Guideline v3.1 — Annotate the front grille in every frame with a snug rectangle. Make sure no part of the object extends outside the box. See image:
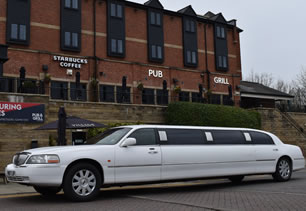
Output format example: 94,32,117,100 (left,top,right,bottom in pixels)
13,152,30,166
7,176,30,182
